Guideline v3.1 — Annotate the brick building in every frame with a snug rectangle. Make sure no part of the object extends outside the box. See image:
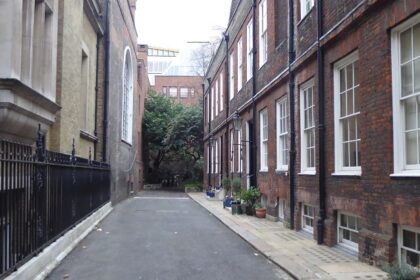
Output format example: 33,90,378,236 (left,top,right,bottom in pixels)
154,75,203,107
204,0,420,268
100,0,145,204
